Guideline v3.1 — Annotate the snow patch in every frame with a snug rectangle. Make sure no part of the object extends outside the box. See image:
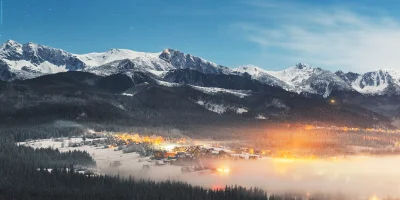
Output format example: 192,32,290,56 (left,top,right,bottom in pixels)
266,99,289,110
195,100,248,115
255,115,267,120
156,80,182,87
236,108,249,114
190,85,251,98
196,100,227,114
122,93,134,97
